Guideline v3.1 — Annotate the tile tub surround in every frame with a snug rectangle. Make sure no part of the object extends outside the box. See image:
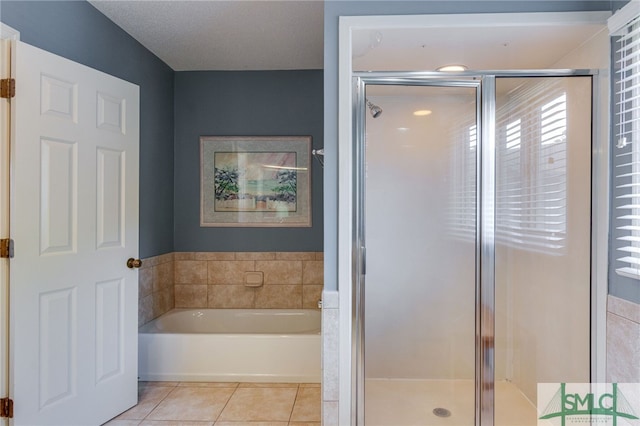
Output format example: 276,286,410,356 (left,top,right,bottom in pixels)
174,252,324,310
607,295,640,382
139,253,175,326
138,252,324,327
321,290,339,426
